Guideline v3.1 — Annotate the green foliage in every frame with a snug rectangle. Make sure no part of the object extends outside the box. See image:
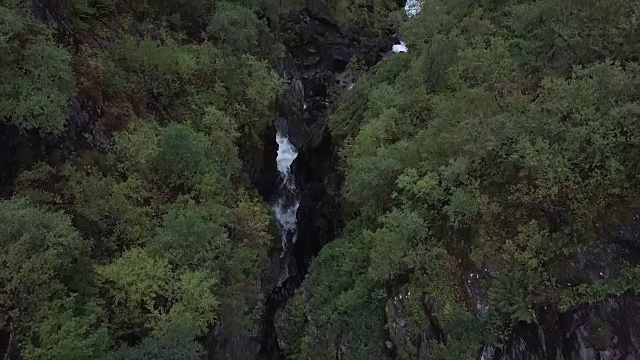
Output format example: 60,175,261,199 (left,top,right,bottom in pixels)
99,248,173,314
343,141,420,221
155,198,226,263
111,121,162,178
98,248,219,337
102,37,224,119
427,310,484,360
4,0,279,357
283,233,379,359
156,123,236,187
210,196,272,333
101,36,281,139
207,2,261,54
283,295,309,359
367,210,429,284
101,35,282,177
559,267,640,311
0,198,89,329
0,6,75,134
488,274,535,324
323,0,399,36
111,120,239,195
191,106,239,160
220,54,283,139
159,271,219,336
62,166,154,254
22,298,110,360
104,324,204,360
